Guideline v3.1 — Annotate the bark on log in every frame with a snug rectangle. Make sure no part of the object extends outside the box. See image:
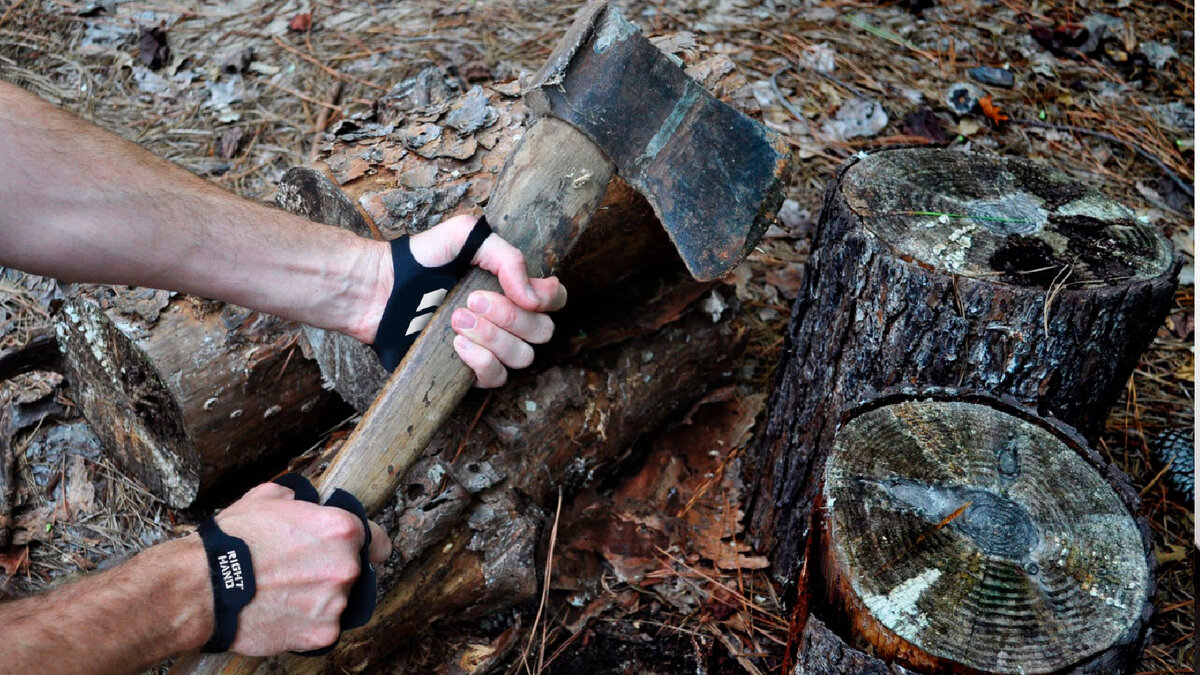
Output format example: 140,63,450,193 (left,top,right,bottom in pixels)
281,52,758,412
0,406,14,546
748,148,1178,587
794,615,913,675
53,288,347,507
273,302,746,673
809,394,1154,674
